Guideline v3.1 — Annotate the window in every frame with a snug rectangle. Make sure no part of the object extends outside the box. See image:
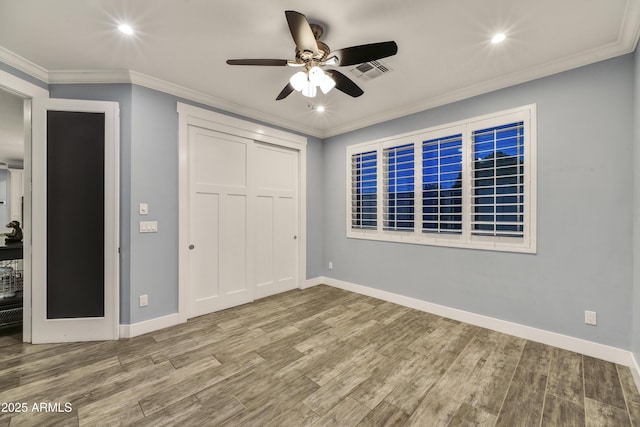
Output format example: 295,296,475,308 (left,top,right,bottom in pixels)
422,134,463,234
351,150,377,230
347,105,536,253
472,122,524,237
384,144,414,232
